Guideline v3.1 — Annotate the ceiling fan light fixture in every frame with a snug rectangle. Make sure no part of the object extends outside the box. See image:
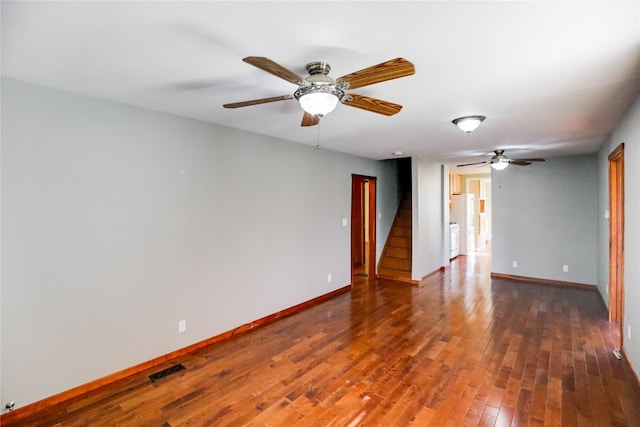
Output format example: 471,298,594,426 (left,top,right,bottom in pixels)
452,115,486,134
491,158,509,170
298,92,339,117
